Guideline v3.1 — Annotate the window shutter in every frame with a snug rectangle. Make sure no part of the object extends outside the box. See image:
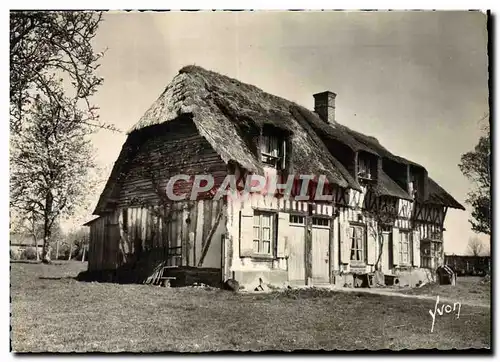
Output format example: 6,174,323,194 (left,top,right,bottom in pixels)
277,212,289,258
366,228,377,265
392,227,400,265
340,222,351,264
412,229,421,267
239,206,254,257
